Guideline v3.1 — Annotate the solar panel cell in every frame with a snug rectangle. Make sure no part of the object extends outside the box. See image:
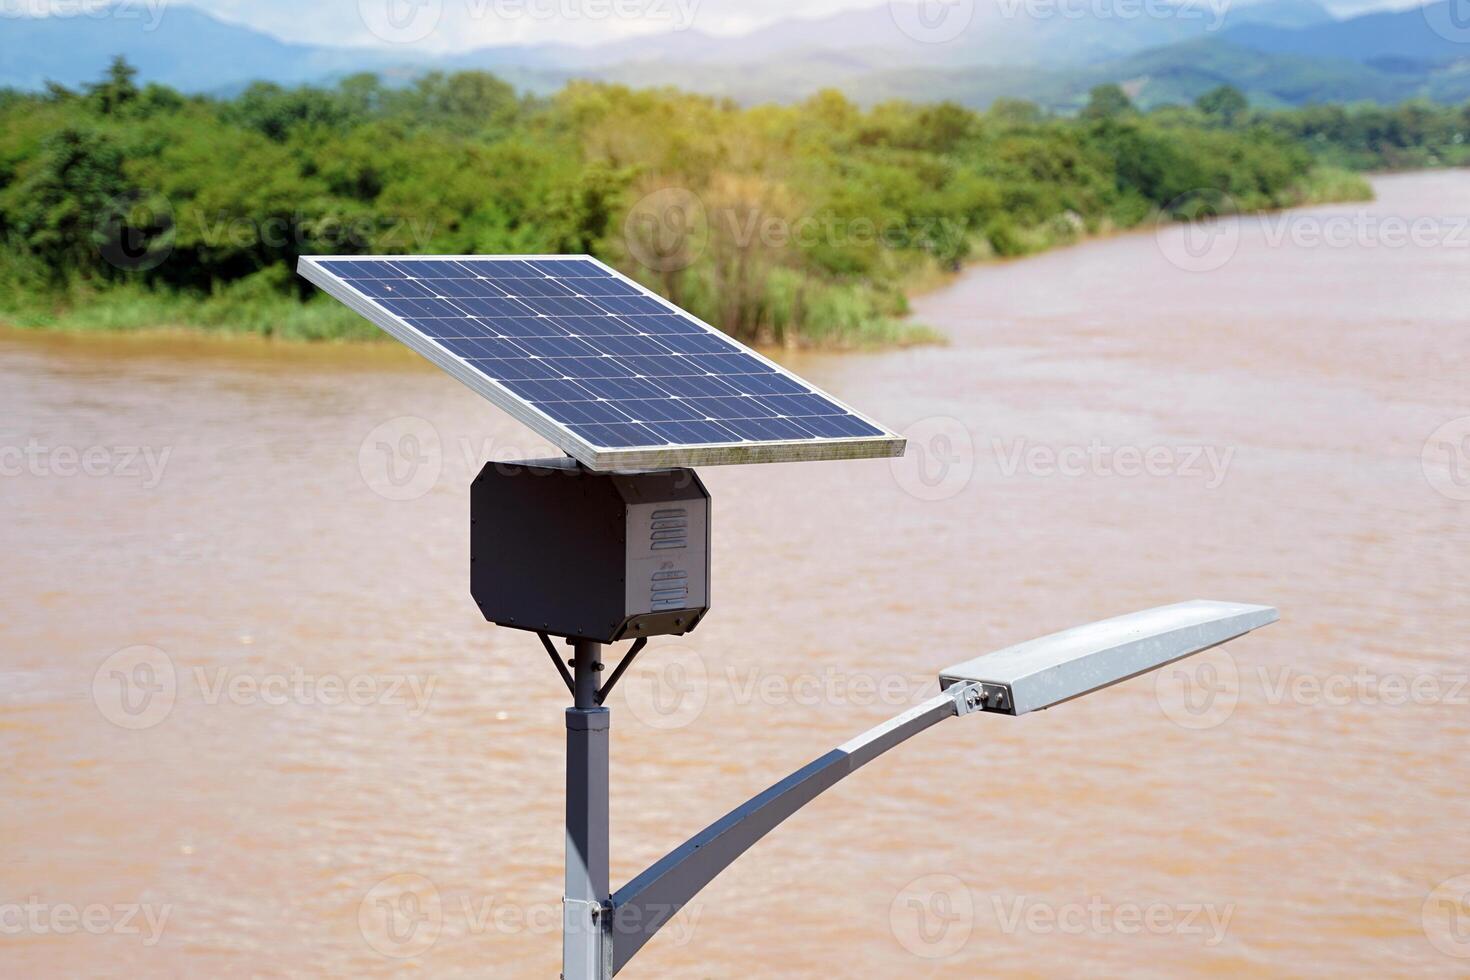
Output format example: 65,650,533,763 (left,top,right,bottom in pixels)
298,254,904,470
424,277,510,298
722,373,811,396
654,332,740,355
573,422,667,448
591,295,670,316
497,276,578,298
652,375,744,398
